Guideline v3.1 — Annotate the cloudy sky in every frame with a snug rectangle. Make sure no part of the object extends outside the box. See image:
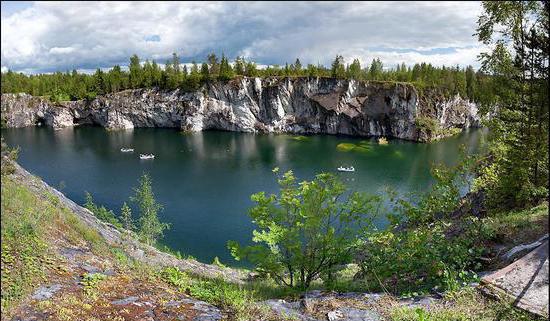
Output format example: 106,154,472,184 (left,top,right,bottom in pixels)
1,1,485,74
